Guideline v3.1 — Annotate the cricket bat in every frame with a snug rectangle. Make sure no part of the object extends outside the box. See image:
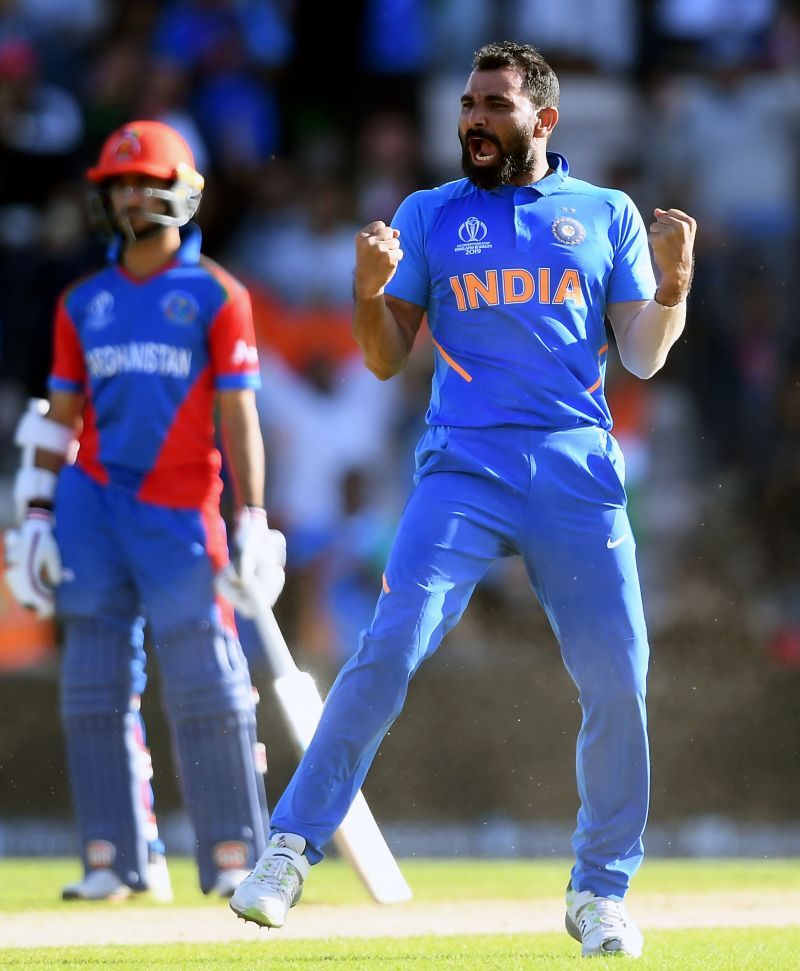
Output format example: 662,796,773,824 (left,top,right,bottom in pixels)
243,587,412,904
